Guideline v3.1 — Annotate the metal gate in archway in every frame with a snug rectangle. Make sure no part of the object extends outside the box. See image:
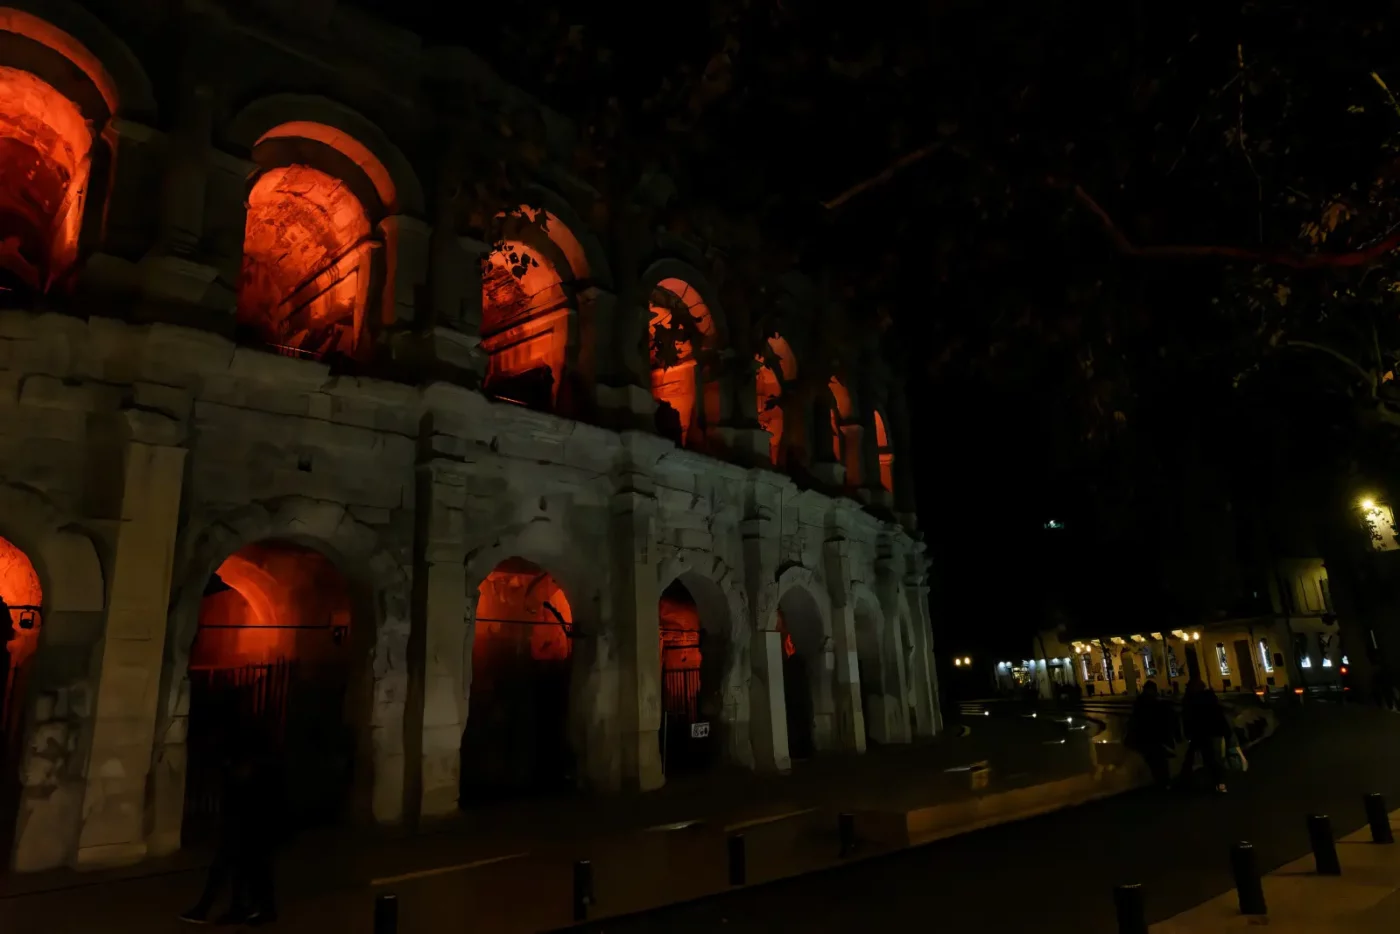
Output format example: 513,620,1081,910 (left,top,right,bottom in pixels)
659,627,713,774
182,658,352,847
460,614,577,800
